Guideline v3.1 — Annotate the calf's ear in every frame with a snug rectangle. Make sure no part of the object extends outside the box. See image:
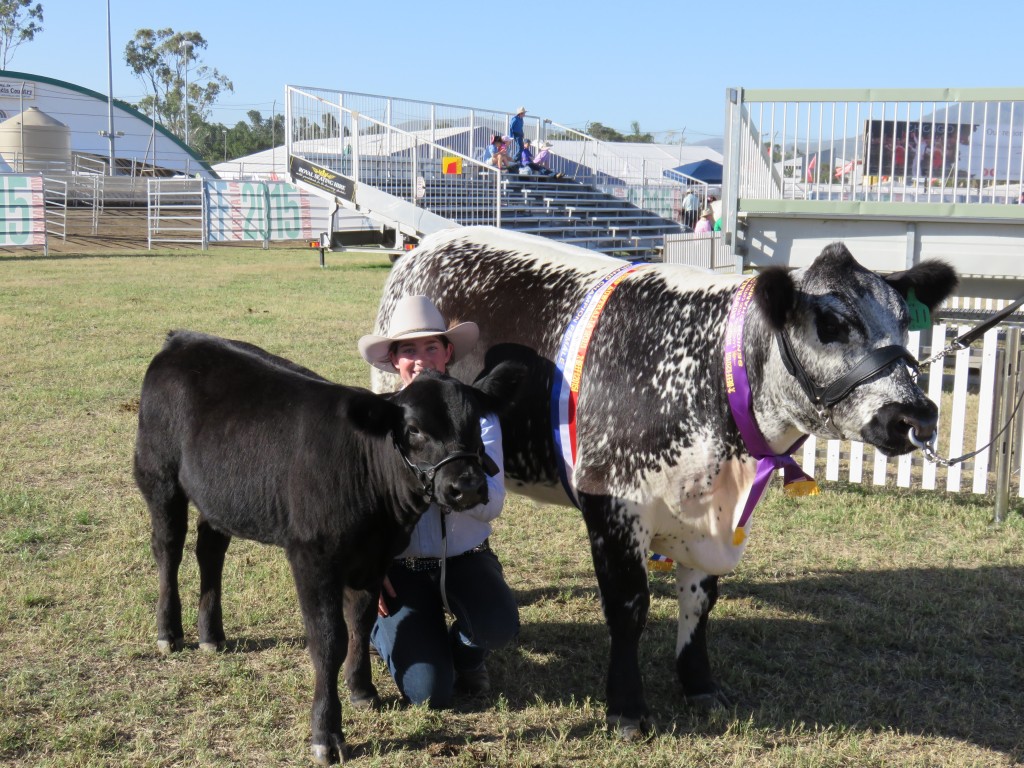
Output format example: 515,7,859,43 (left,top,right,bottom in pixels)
884,260,958,310
753,266,797,331
472,359,528,417
347,393,403,437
